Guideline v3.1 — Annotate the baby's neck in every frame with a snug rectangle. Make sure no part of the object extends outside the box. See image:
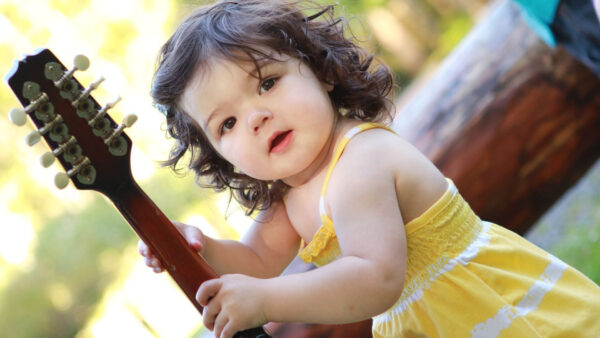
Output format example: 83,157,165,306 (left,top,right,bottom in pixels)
282,118,361,188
